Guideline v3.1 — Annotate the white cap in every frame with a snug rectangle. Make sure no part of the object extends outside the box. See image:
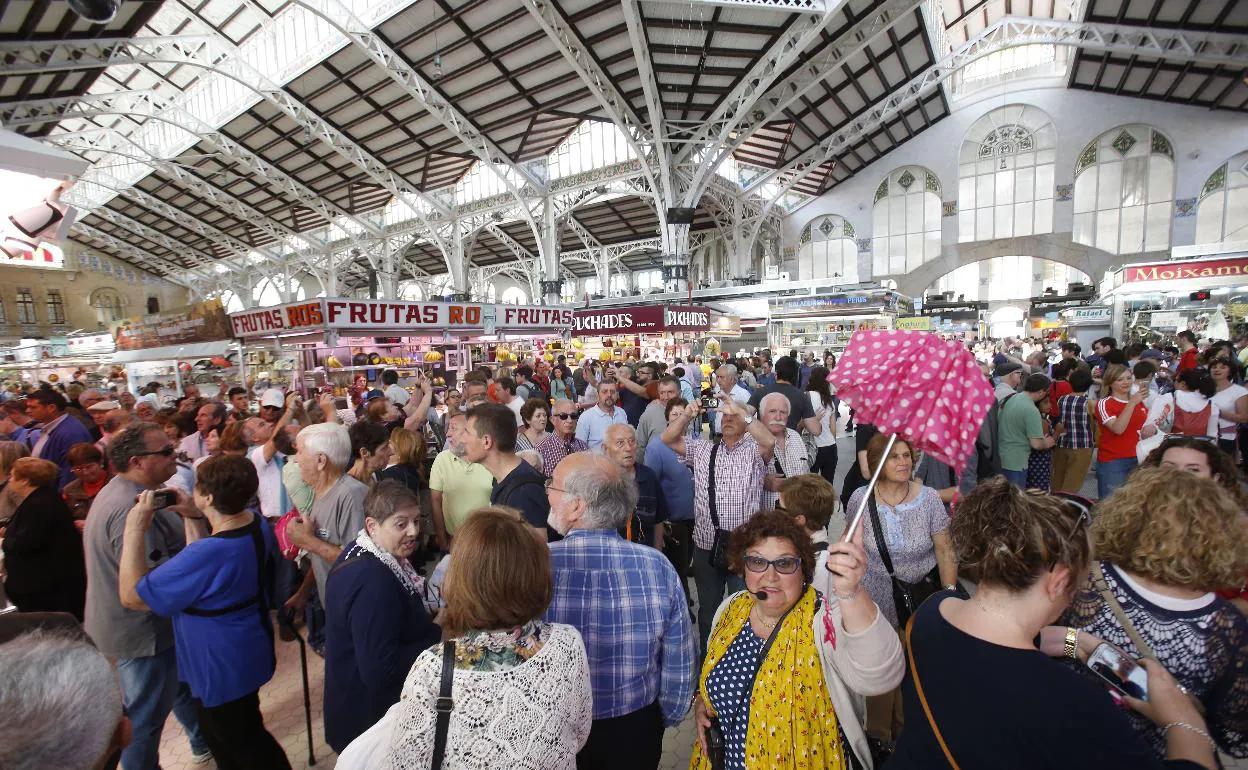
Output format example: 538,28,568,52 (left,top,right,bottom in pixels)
87,400,121,412
260,388,285,408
